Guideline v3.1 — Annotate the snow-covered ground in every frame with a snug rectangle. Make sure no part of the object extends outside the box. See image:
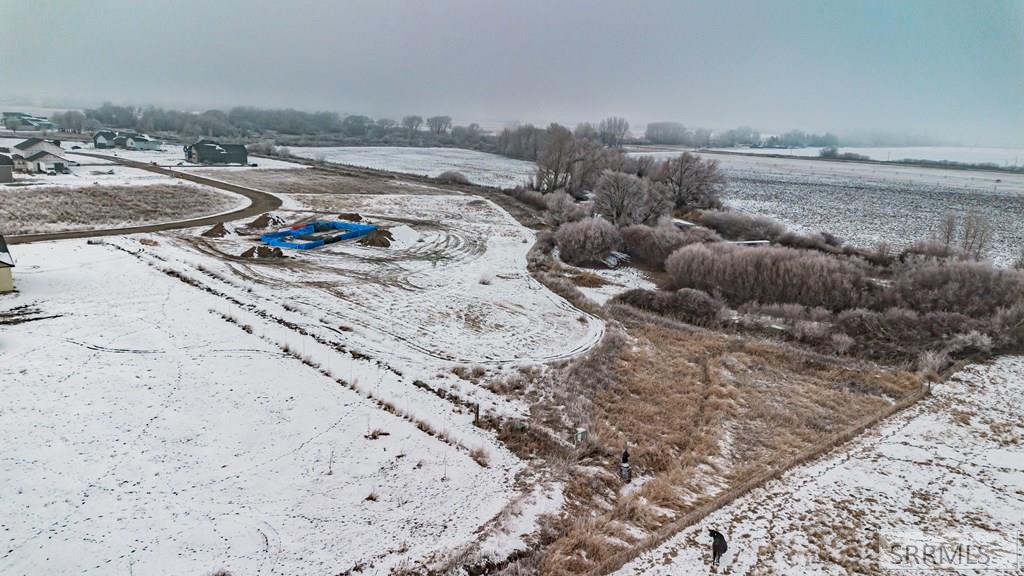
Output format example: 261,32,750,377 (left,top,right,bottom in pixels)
0,187,599,574
287,146,536,188
705,145,1024,167
617,355,1024,575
